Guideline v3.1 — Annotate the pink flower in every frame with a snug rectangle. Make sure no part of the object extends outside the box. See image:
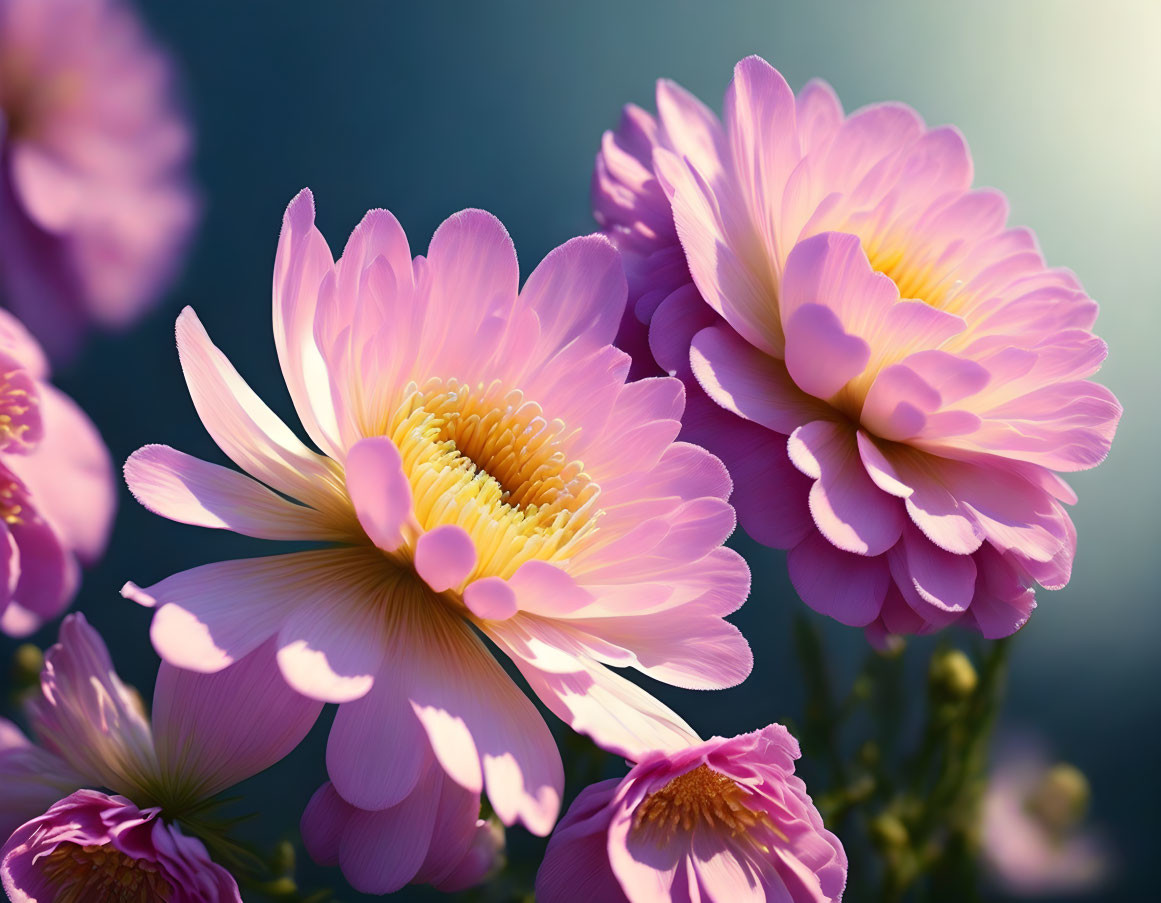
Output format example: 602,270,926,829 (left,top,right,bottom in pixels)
981,739,1111,897
123,190,751,847
1,790,241,903
301,774,505,894
536,723,846,903
0,309,115,636
0,0,196,358
0,613,321,851
594,55,1121,639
